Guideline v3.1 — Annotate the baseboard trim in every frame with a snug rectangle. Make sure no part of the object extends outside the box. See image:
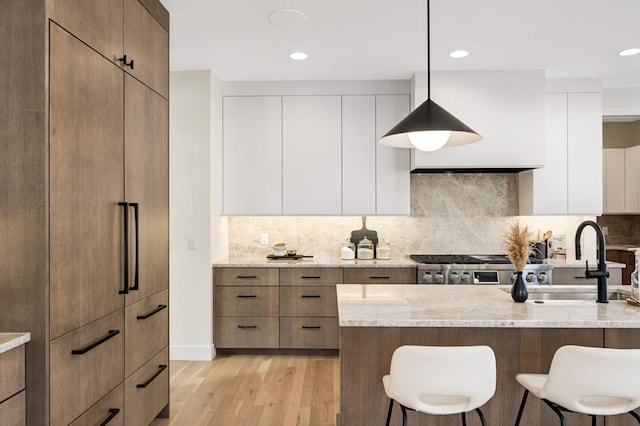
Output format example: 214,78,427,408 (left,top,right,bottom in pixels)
170,344,216,361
